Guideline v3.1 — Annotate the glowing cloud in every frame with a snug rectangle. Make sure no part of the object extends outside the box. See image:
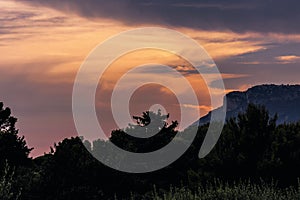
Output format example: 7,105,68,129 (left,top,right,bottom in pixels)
276,55,300,63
